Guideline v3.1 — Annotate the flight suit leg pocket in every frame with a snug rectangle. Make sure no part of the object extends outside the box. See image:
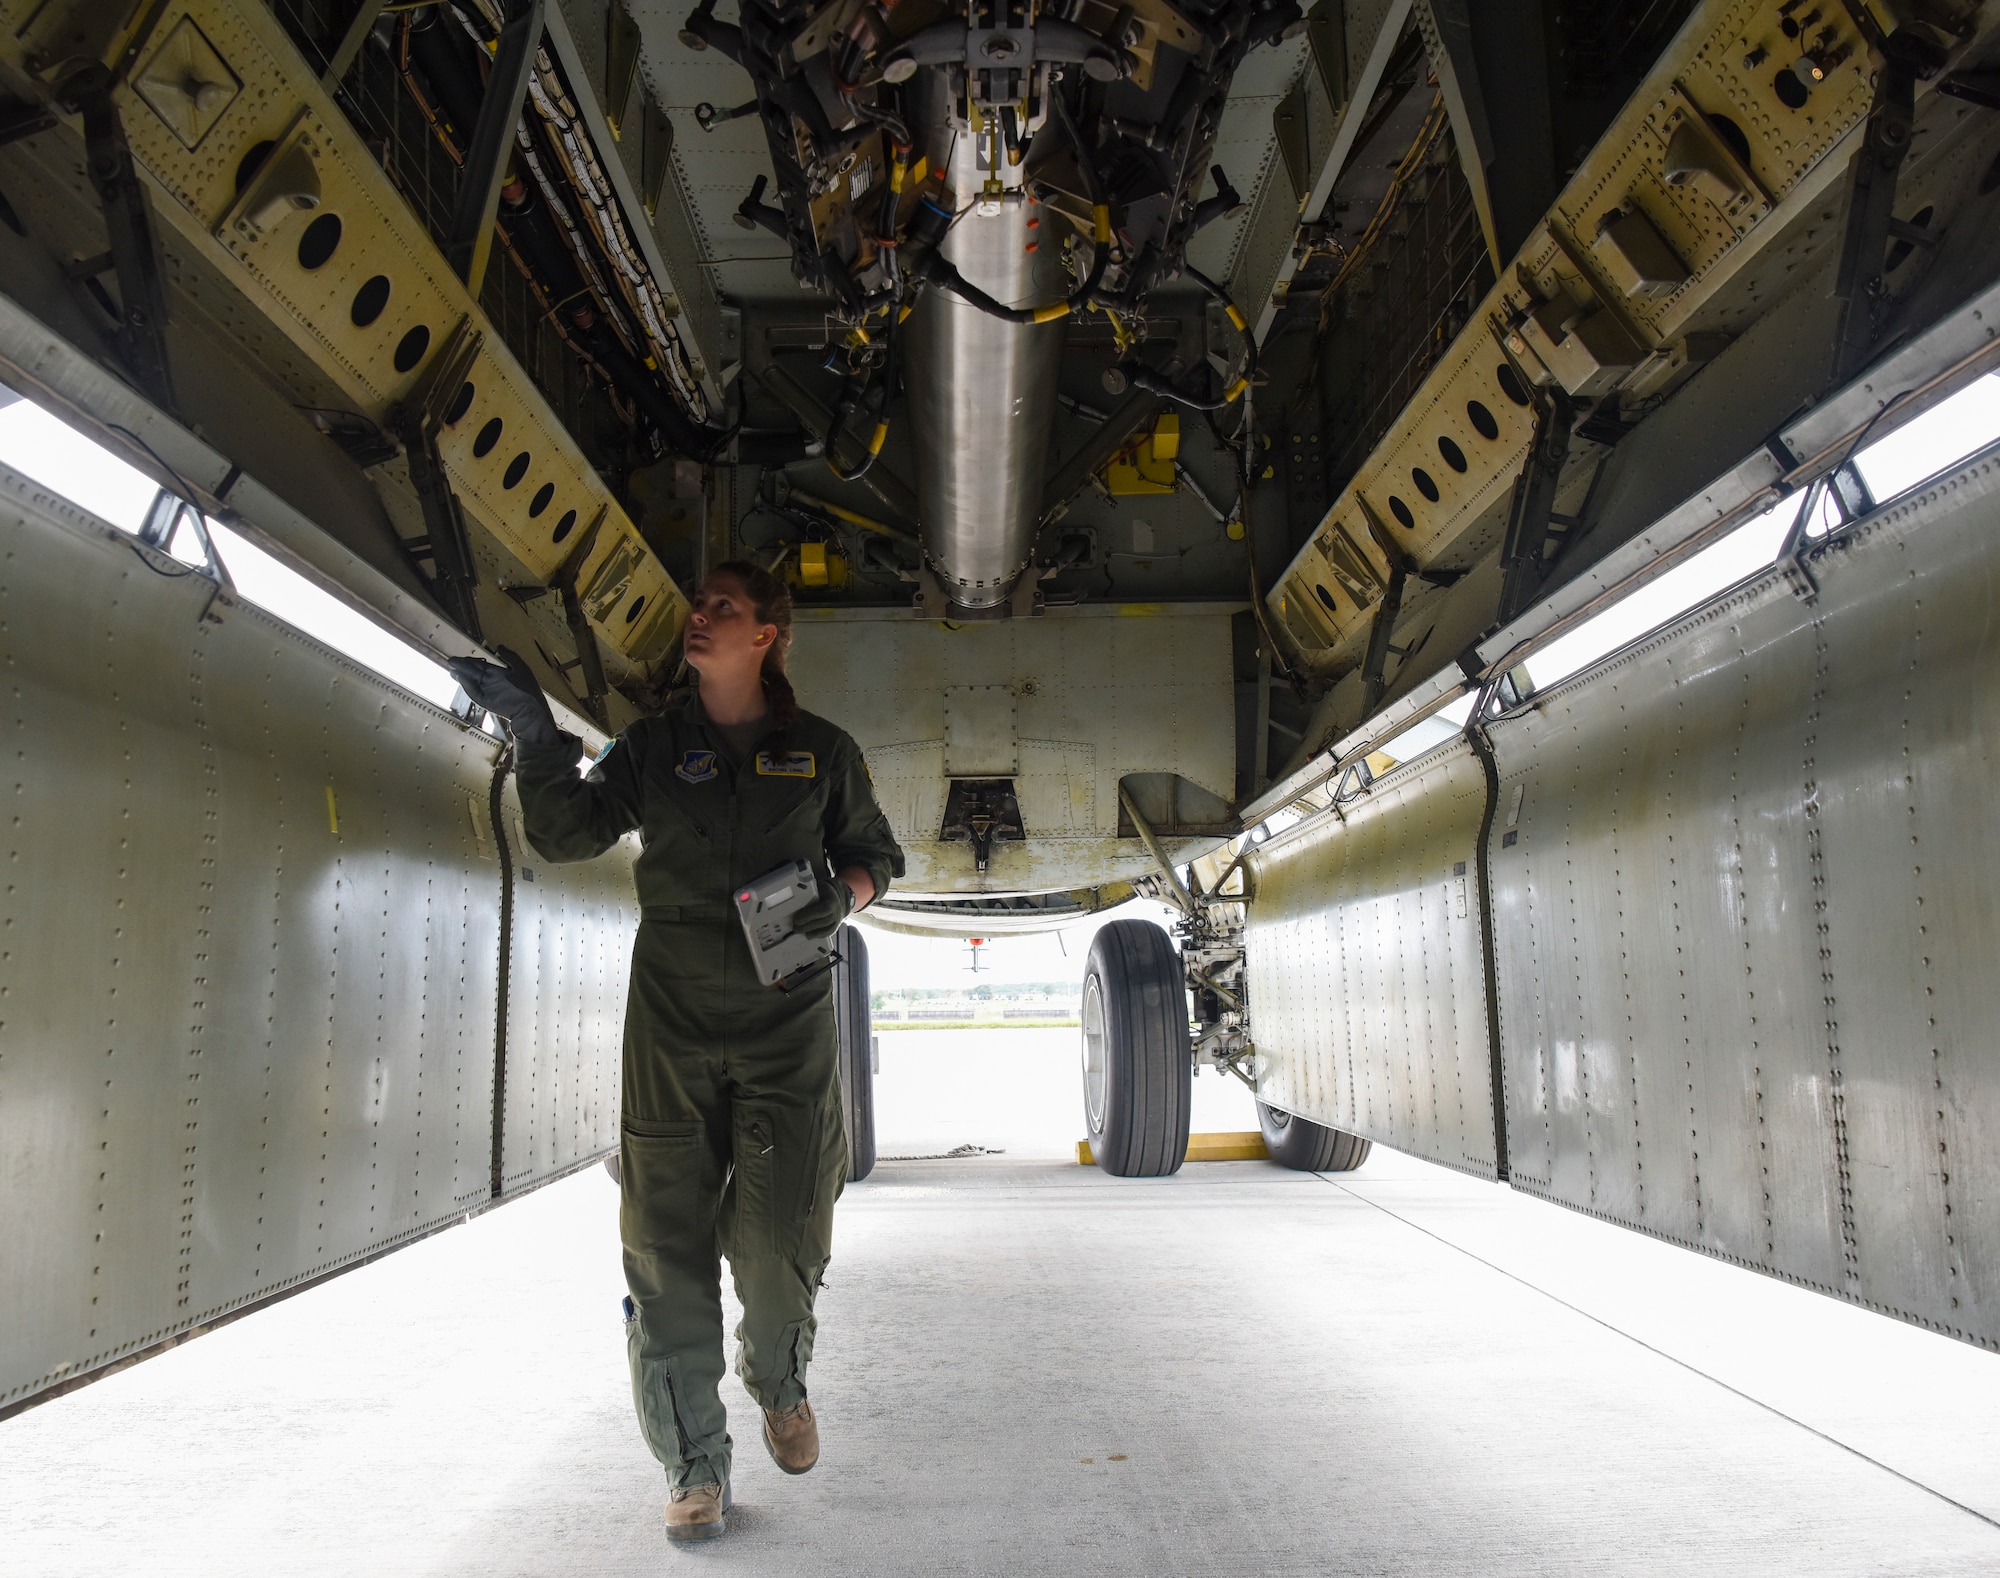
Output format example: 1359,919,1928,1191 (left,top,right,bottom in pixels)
619,1118,709,1257
731,1099,824,1263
